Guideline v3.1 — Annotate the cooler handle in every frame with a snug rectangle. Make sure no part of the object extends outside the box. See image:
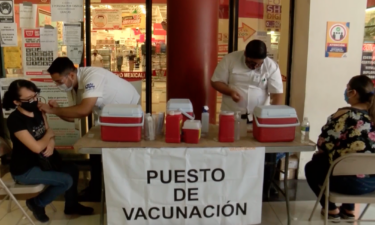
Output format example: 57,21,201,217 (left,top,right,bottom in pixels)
254,116,300,128
179,108,195,120
97,114,144,127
